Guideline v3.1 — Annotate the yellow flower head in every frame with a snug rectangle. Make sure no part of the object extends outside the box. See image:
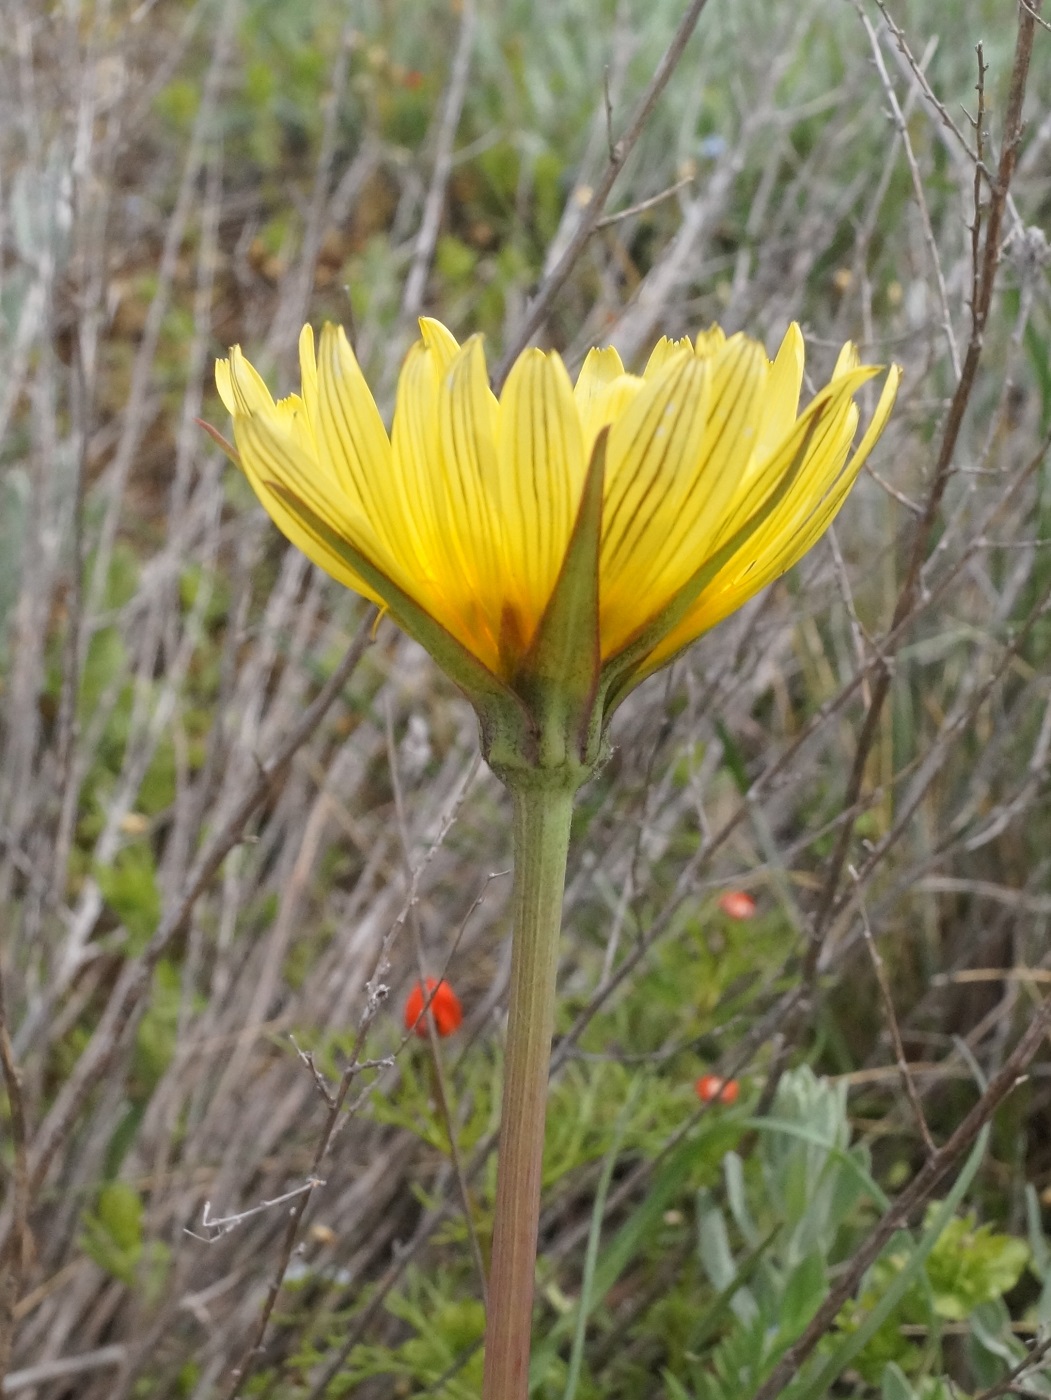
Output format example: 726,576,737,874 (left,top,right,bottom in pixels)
215,320,897,776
